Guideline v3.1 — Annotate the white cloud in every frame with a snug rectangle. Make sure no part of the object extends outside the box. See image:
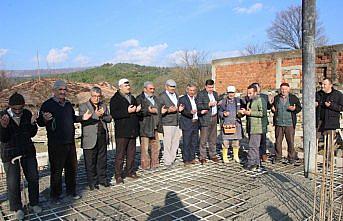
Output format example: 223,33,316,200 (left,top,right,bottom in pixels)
115,39,139,49
74,54,90,66
0,48,8,58
211,50,242,60
46,46,73,64
111,39,168,66
234,3,263,14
